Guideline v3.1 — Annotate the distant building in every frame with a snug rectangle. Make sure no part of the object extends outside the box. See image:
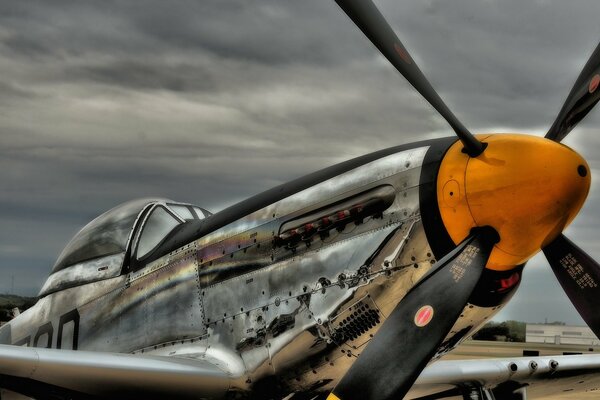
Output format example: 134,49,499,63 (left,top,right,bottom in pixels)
526,323,600,346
